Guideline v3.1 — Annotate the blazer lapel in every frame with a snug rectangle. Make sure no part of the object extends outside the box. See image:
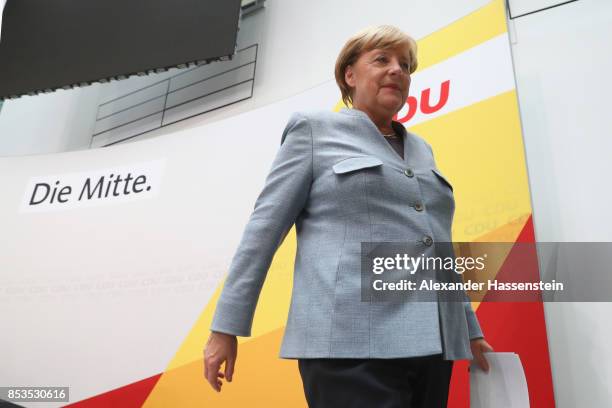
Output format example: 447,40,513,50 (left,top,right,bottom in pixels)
339,107,409,167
